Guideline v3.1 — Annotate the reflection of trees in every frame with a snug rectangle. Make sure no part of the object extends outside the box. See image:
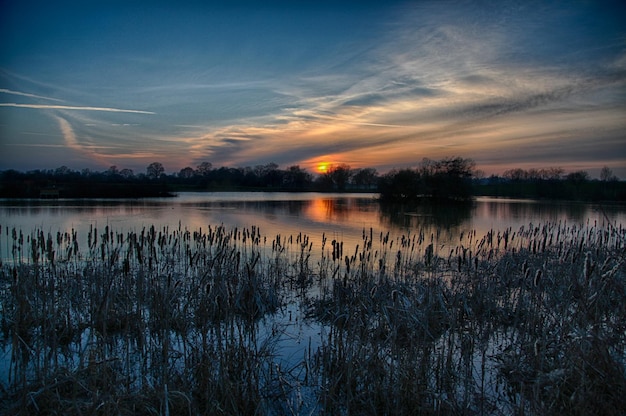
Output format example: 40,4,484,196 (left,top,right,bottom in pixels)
241,200,308,218
480,200,588,222
378,201,473,233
